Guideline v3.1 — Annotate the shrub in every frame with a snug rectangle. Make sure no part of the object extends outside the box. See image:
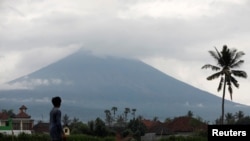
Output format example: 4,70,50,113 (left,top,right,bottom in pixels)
0,133,115,141
159,135,207,141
